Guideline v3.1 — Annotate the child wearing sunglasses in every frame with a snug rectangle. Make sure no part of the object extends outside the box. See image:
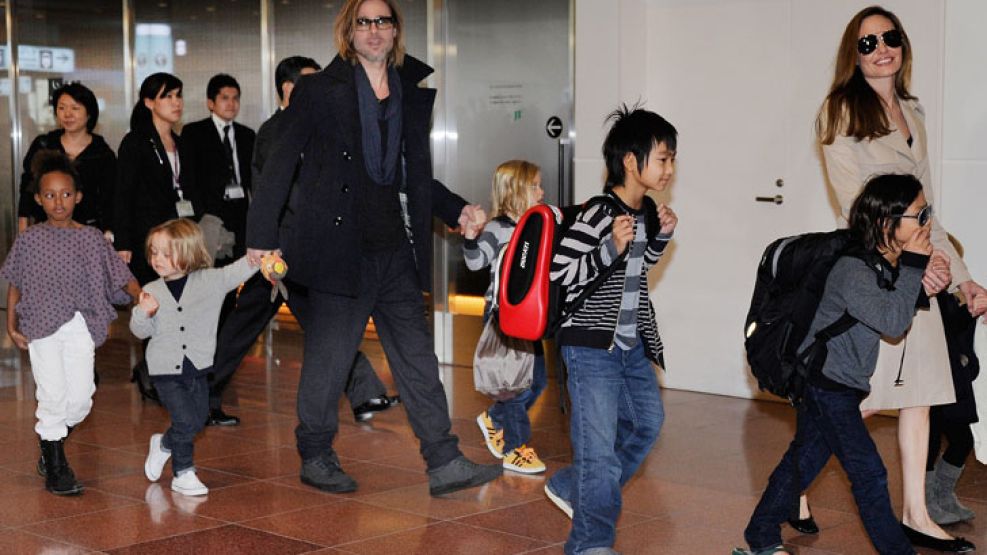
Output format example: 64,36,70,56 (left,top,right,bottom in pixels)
738,173,950,555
